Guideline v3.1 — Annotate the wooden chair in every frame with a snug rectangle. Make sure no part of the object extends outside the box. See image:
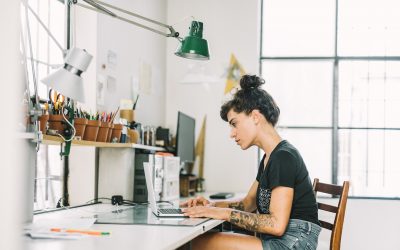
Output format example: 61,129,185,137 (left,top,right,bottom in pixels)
313,178,350,250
